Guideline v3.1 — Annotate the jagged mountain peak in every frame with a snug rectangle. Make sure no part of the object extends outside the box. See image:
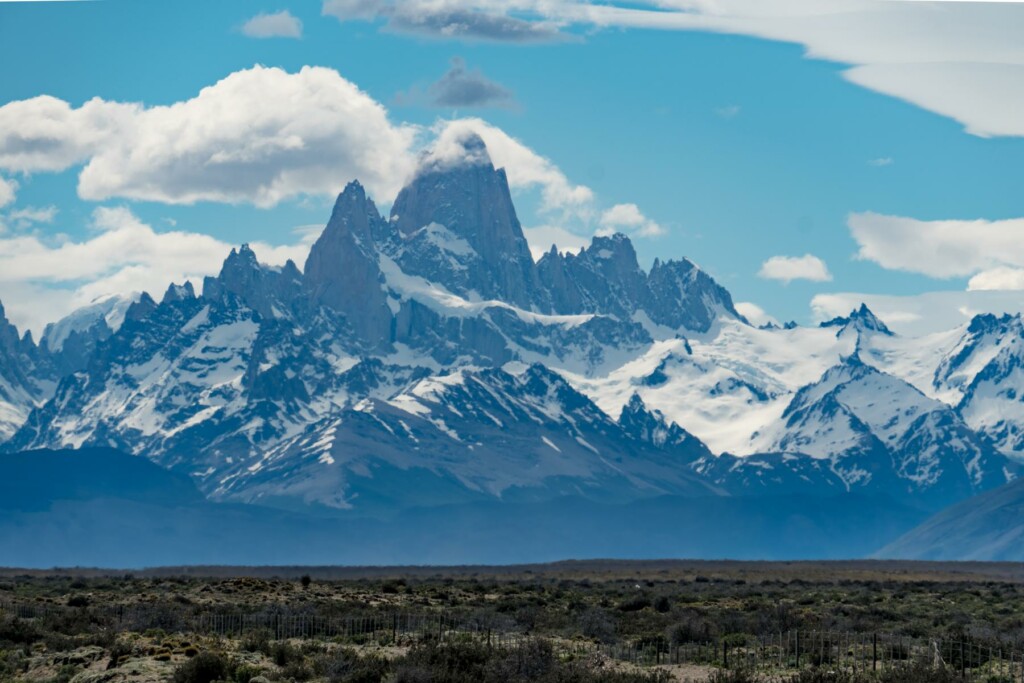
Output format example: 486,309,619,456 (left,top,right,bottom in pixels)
203,243,302,320
302,182,394,346
124,292,158,323
388,134,544,309
317,179,389,247
618,392,712,459
162,281,196,305
642,257,747,331
581,233,641,267
820,303,892,337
